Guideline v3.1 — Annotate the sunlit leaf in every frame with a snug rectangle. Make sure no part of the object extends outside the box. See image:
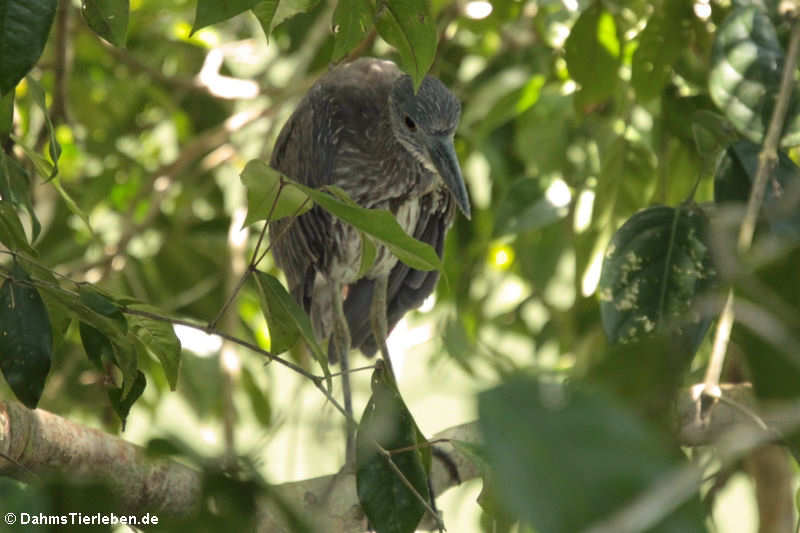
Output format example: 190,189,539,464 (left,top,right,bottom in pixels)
493,178,566,237
374,0,437,91
709,7,800,146
252,0,279,38
193,0,263,33
25,76,60,179
357,363,429,533
253,271,330,382
81,0,129,46
564,3,619,106
0,0,57,95
241,160,311,226
0,262,52,408
630,0,692,101
332,0,374,61
127,305,181,390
